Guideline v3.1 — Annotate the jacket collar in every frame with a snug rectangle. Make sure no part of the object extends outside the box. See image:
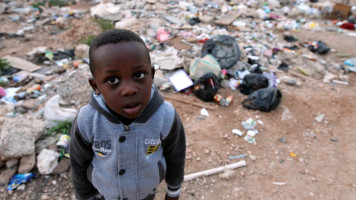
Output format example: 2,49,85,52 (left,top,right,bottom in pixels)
89,85,164,124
